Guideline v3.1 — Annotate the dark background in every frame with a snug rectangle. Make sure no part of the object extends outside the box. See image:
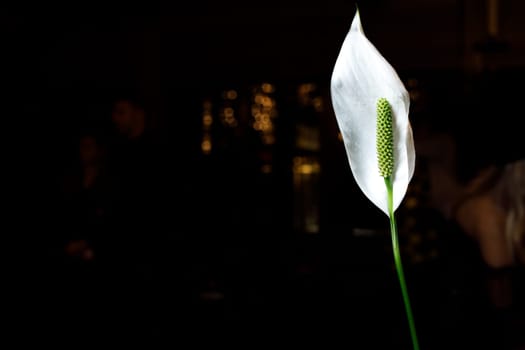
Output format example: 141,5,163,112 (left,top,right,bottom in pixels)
4,0,525,348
